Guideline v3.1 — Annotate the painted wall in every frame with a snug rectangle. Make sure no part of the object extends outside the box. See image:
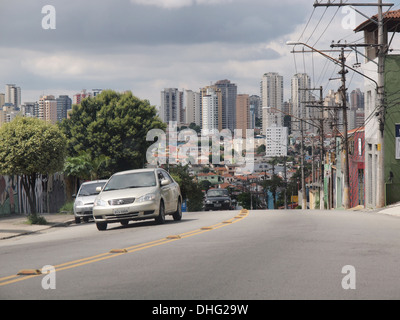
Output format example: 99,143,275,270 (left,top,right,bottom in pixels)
384,55,400,205
0,174,66,216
